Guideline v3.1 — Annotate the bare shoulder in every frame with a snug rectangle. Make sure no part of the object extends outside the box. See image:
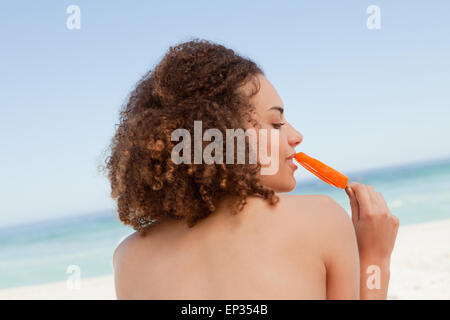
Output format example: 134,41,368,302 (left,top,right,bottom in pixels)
255,193,350,228
113,231,142,270
273,194,358,267
252,194,356,256
274,193,352,226
113,231,150,298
